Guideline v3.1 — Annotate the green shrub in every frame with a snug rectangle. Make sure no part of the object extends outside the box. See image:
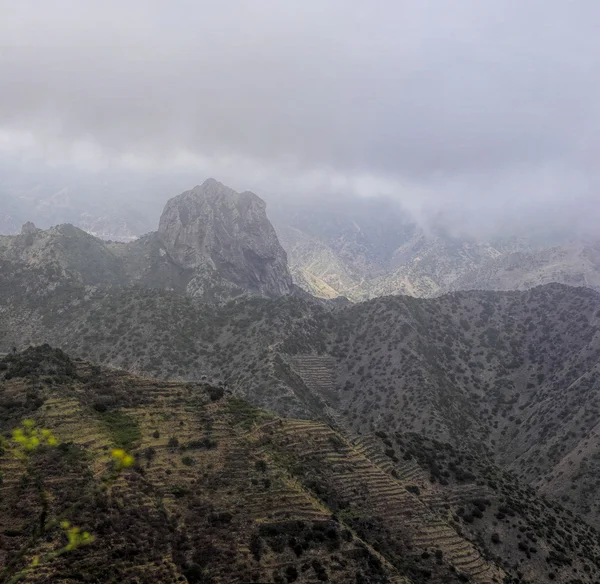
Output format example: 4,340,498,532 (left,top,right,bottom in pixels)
98,411,140,449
